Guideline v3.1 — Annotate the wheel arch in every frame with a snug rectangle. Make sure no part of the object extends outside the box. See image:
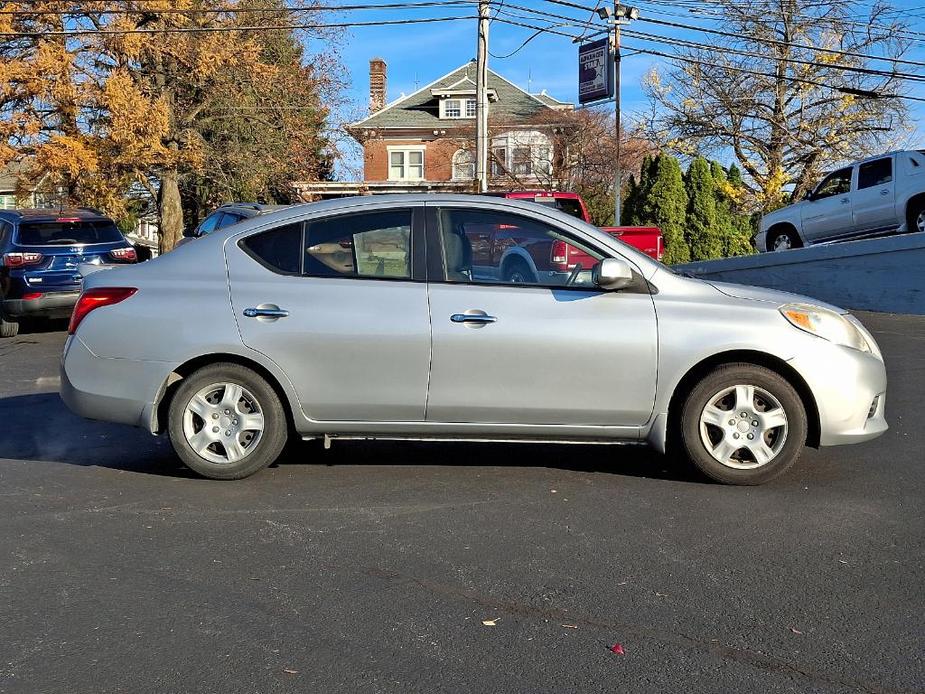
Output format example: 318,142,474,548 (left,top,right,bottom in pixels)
153,352,297,435
665,349,821,451
766,221,801,246
904,192,925,229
